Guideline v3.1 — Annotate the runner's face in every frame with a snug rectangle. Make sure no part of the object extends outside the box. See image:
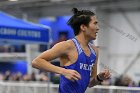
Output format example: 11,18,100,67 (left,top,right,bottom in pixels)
85,16,99,40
